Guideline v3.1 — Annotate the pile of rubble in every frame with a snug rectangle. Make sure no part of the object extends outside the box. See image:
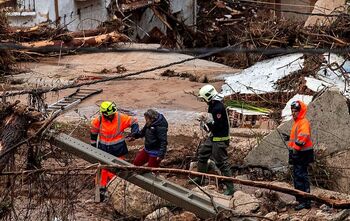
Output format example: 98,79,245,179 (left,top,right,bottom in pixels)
133,1,350,68
108,176,350,221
